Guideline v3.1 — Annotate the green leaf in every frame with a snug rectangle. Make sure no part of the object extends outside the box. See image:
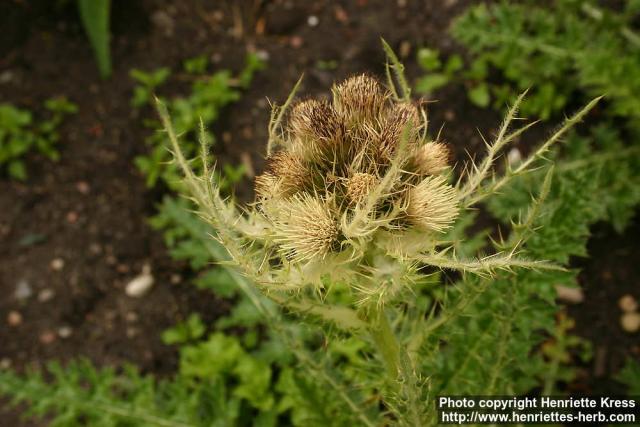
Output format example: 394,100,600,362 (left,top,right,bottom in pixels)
468,83,490,107
77,0,112,79
445,54,464,73
193,269,238,298
8,160,26,180
416,48,442,71
415,73,450,94
161,313,206,345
